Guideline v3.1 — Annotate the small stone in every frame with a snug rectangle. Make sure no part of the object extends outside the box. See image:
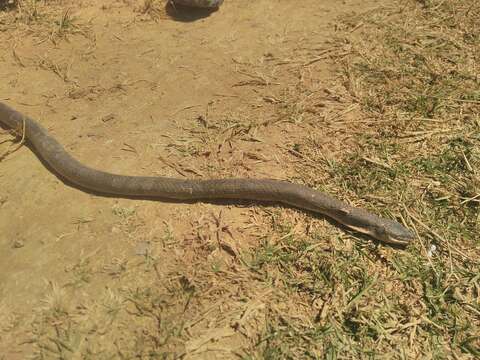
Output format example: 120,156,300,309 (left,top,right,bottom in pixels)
0,196,7,206
111,226,121,234
101,114,115,122
13,239,24,248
